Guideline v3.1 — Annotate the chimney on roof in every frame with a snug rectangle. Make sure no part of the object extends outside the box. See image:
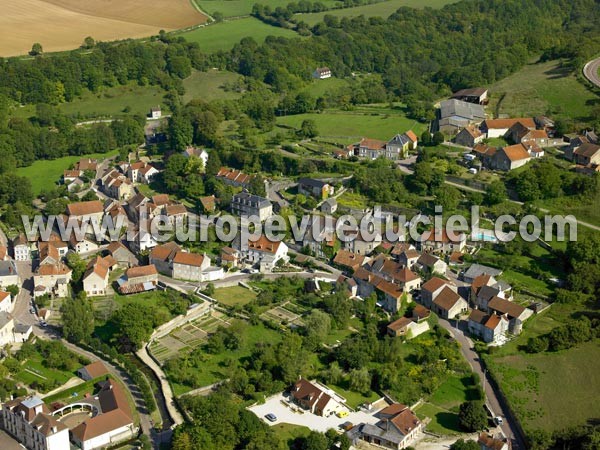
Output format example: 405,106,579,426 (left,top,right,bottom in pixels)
51,426,57,433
